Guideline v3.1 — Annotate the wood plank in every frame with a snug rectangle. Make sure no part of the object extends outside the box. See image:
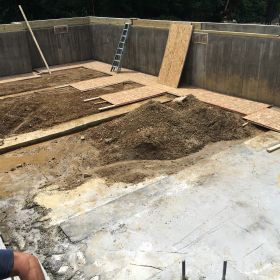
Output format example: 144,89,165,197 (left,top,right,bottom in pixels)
100,86,166,105
182,88,270,115
244,108,280,132
158,23,193,88
71,75,128,91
